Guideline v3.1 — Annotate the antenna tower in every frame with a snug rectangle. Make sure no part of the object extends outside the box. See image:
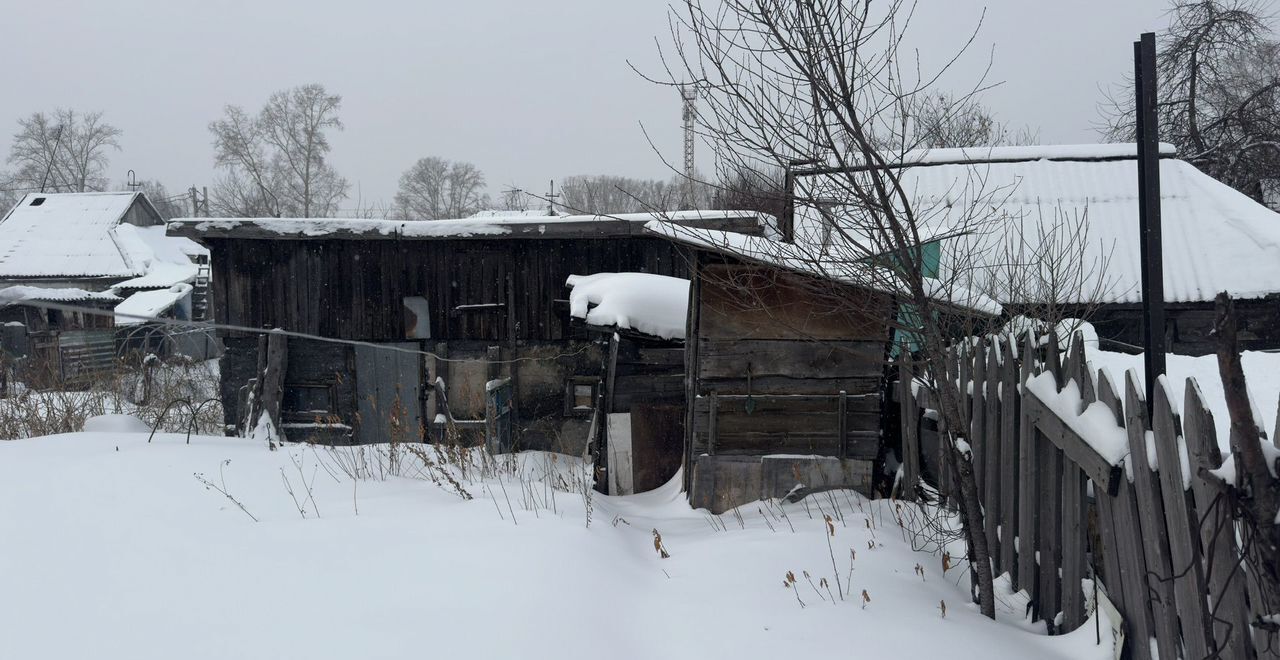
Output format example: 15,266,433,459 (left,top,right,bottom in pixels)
681,84,697,209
